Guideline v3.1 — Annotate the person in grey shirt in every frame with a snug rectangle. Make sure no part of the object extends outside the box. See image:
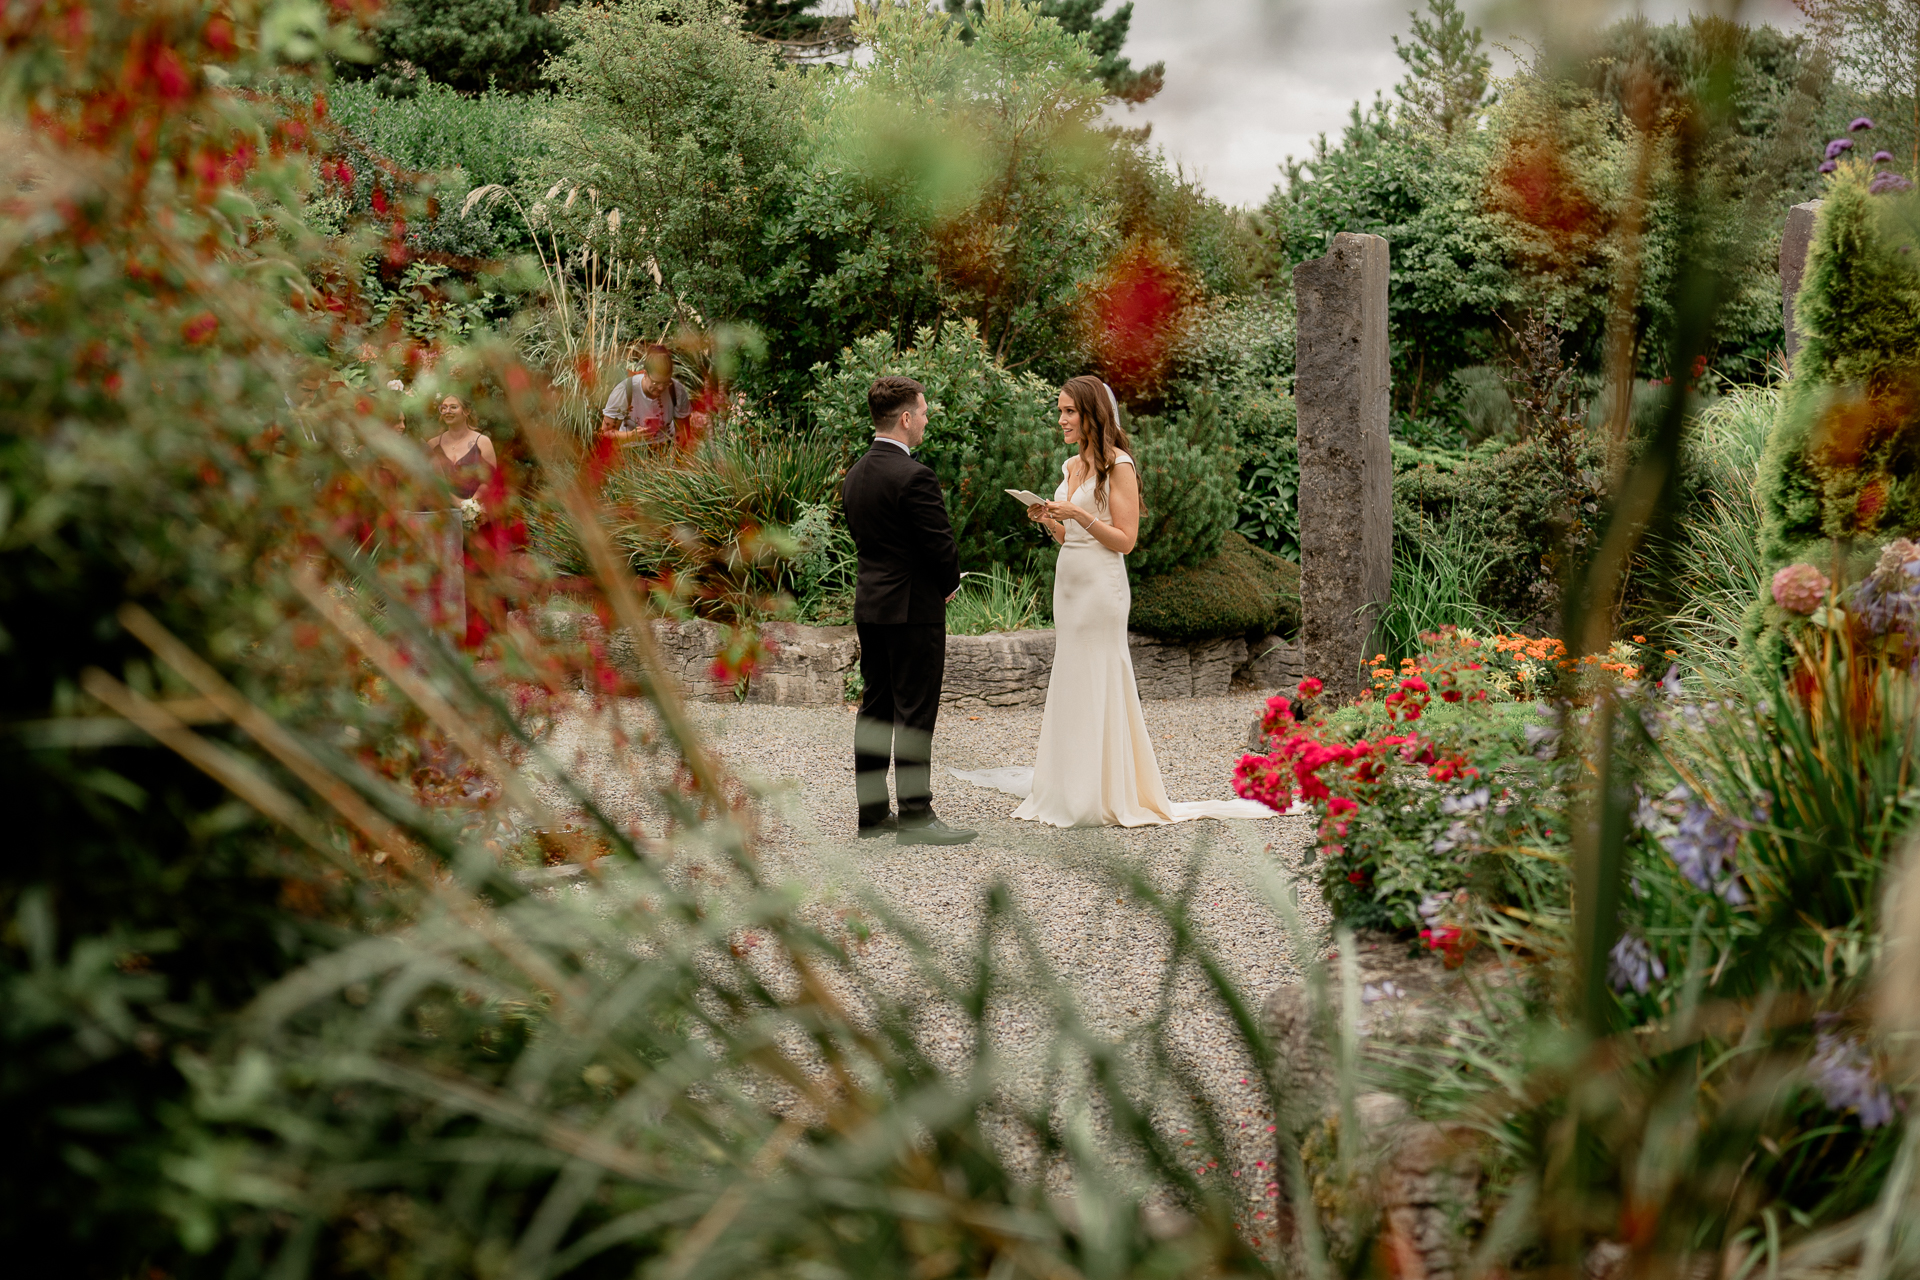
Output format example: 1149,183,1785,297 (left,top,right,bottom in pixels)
600,342,692,444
